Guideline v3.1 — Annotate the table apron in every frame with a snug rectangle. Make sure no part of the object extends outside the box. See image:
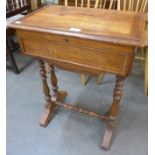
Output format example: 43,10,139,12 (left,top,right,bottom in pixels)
17,30,135,76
